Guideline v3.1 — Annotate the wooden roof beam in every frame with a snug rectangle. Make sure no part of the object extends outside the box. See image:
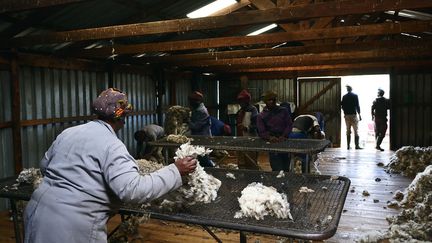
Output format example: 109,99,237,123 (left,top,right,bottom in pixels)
218,60,432,73
131,38,432,63
174,46,432,69
0,0,87,13
6,0,432,46
75,20,432,56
